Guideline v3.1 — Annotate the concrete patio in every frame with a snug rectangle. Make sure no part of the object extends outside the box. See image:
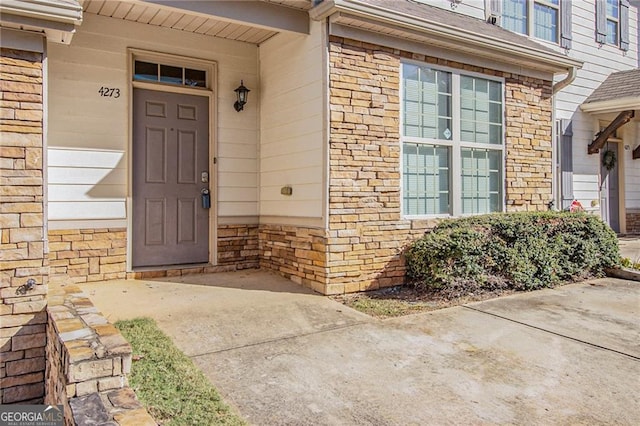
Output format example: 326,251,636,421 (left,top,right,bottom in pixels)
81,270,640,425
